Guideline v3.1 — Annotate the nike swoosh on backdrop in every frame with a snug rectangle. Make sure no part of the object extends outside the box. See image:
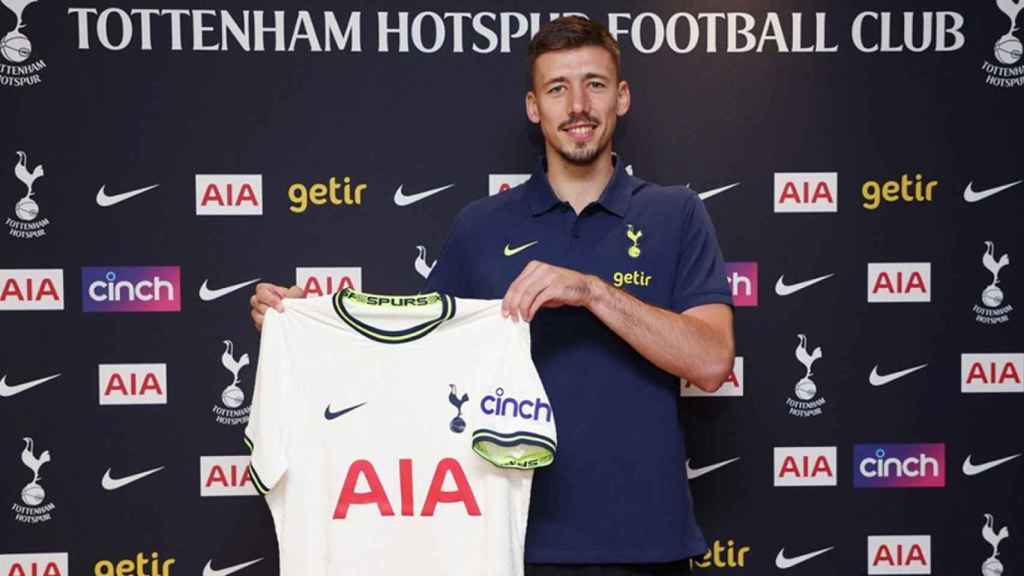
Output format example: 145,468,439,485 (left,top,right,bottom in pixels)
203,559,264,576
199,278,261,302
963,180,1021,203
686,457,740,480
869,363,928,387
697,182,740,201
96,184,160,207
325,402,366,421
774,273,835,296
393,184,454,206
504,241,539,256
962,453,1022,476
775,547,834,569
0,373,61,398
101,466,165,491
